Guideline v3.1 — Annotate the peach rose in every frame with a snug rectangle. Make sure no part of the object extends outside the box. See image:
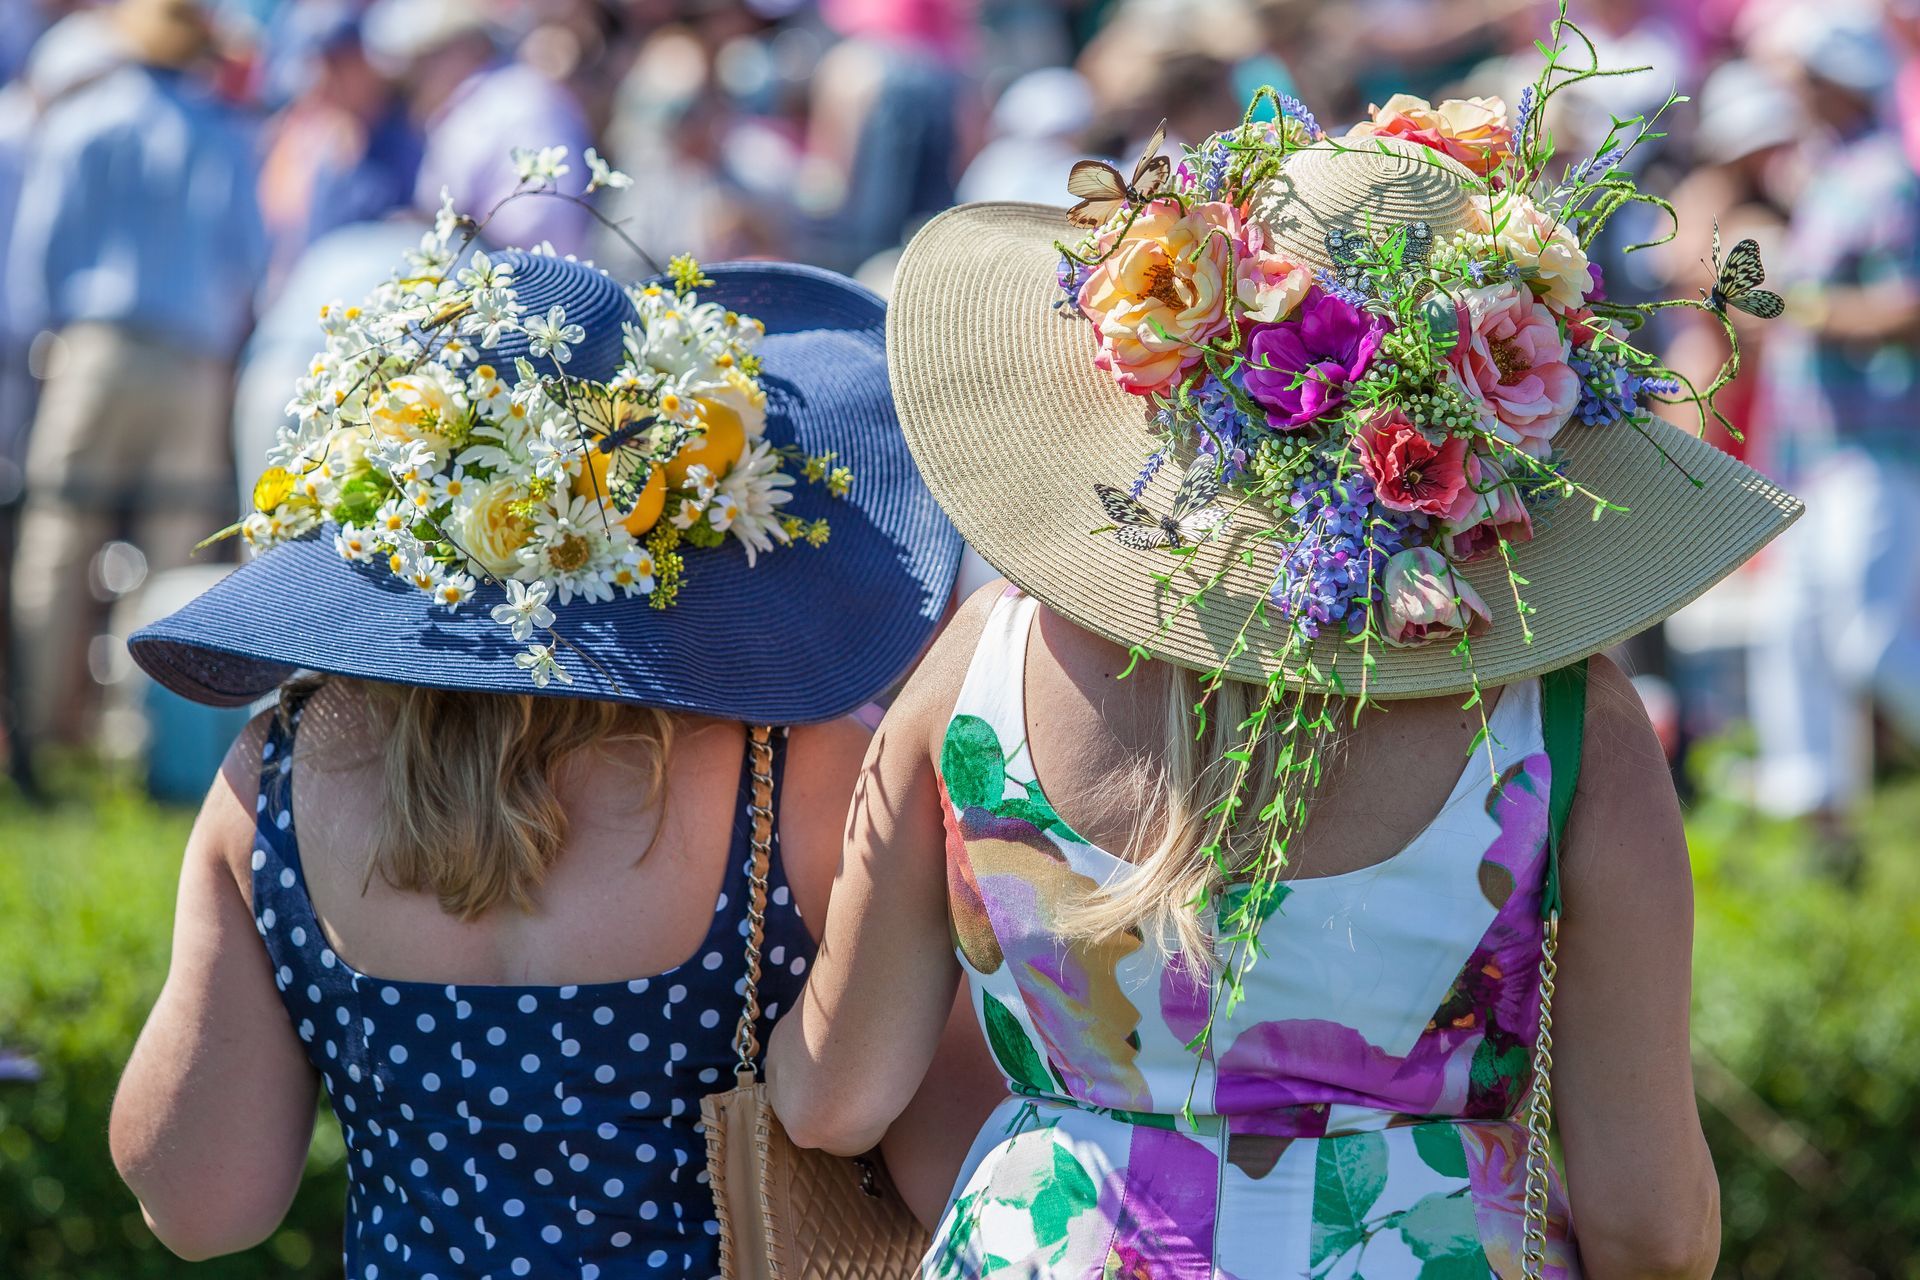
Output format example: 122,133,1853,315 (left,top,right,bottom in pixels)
1077,199,1239,396
1346,93,1513,175
1470,192,1591,313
